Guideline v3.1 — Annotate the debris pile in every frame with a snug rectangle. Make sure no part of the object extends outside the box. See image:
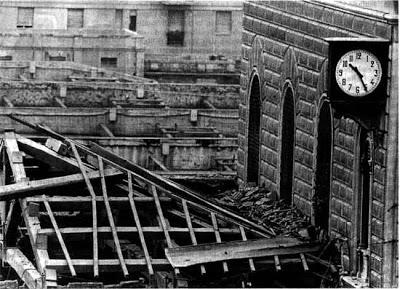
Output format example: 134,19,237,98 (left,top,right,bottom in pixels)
213,186,311,238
